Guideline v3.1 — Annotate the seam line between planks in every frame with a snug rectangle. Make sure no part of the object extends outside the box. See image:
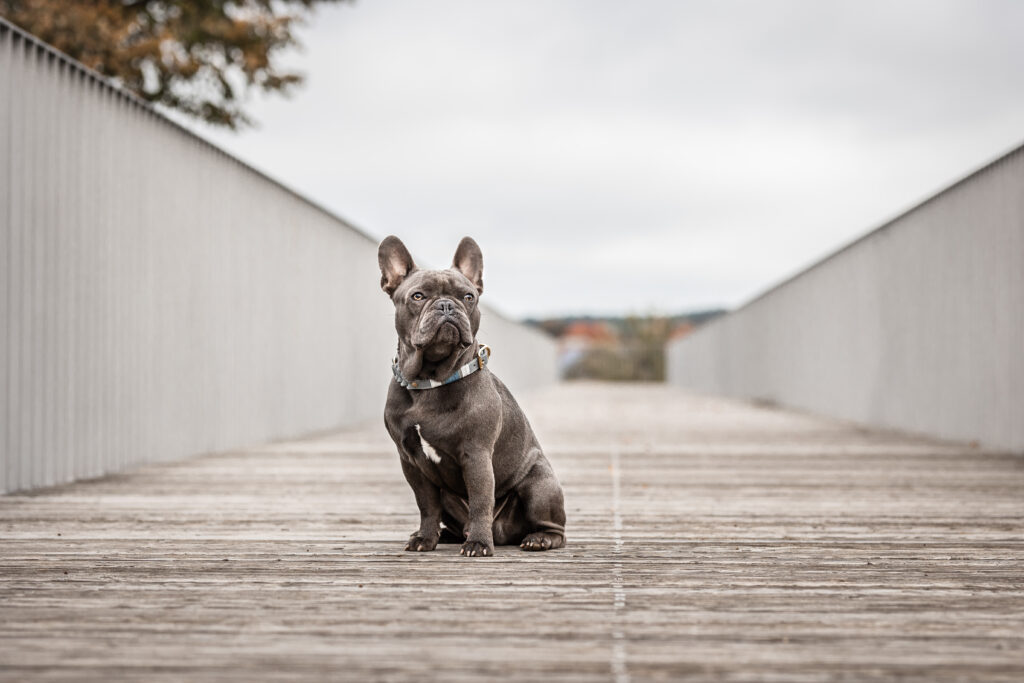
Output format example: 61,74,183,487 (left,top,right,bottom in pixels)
611,448,629,683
